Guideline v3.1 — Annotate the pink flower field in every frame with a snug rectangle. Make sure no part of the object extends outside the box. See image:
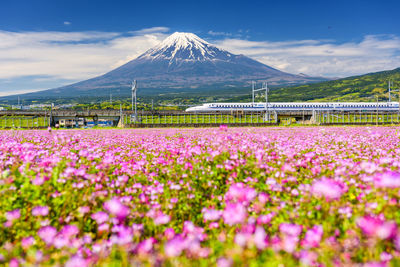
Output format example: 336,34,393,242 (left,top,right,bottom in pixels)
1,127,400,266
